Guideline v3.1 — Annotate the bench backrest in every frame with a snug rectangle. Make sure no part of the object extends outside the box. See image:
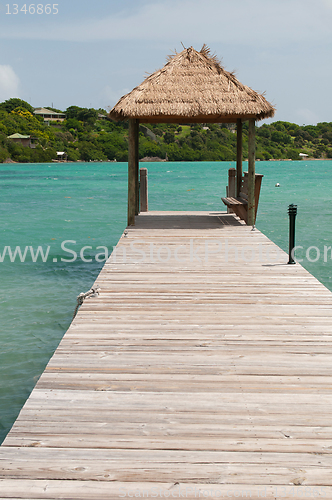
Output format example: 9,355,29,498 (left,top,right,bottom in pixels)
239,173,249,200
239,172,263,220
